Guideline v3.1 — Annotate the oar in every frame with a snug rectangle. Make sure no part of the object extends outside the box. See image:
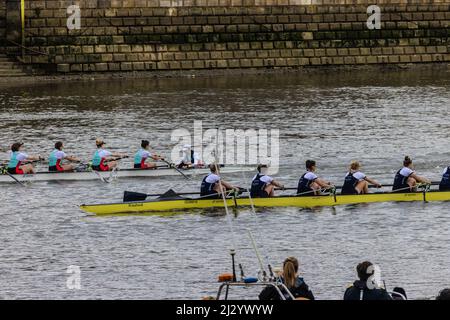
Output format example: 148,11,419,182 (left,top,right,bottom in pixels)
2,169,26,186
0,163,27,186
104,155,129,163
123,190,199,202
161,159,190,180
123,188,247,202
